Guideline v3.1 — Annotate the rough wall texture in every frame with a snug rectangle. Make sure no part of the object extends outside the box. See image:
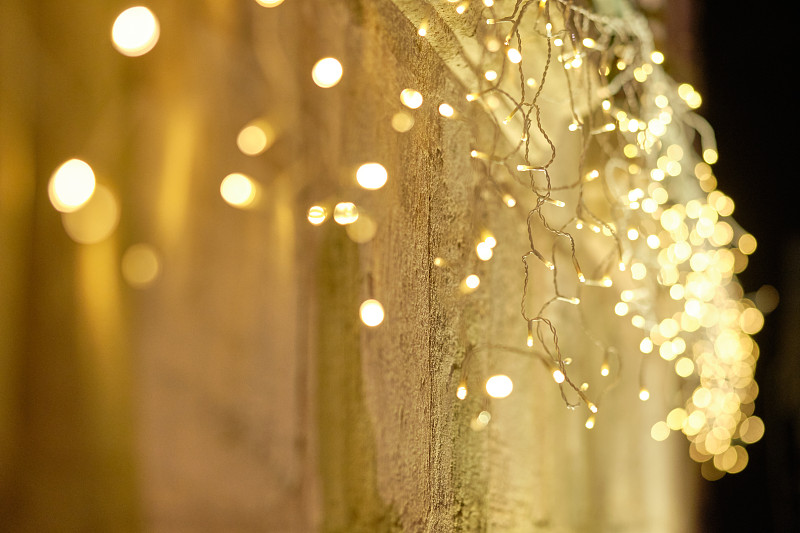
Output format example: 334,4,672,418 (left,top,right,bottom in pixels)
0,0,698,531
